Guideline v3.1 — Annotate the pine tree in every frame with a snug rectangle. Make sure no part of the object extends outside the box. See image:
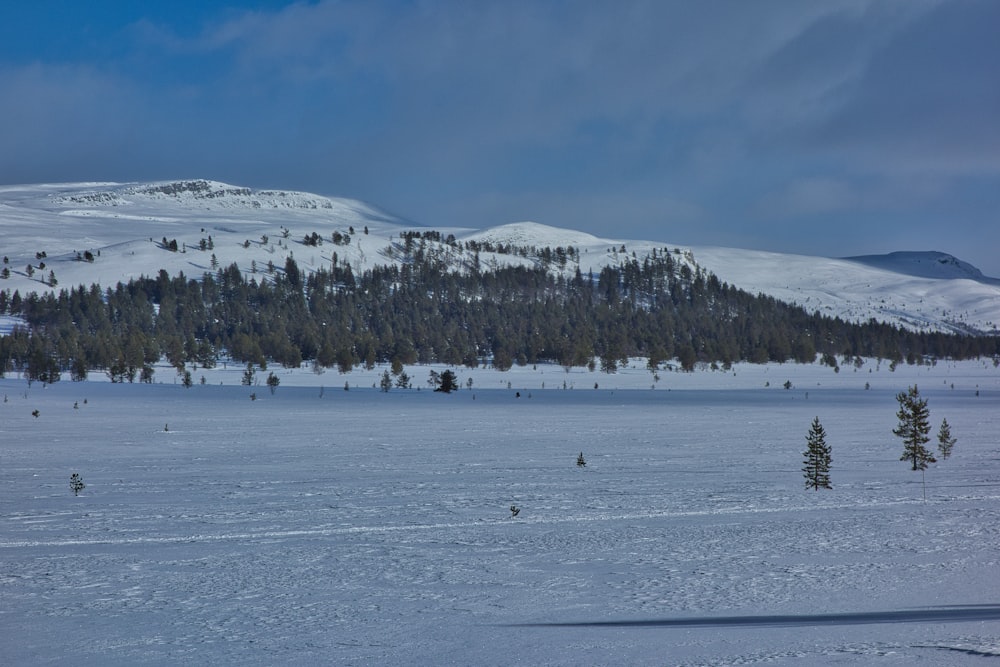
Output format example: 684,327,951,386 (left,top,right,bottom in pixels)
379,369,392,392
576,452,587,467
802,416,832,490
894,385,936,471
937,418,956,460
435,369,459,393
